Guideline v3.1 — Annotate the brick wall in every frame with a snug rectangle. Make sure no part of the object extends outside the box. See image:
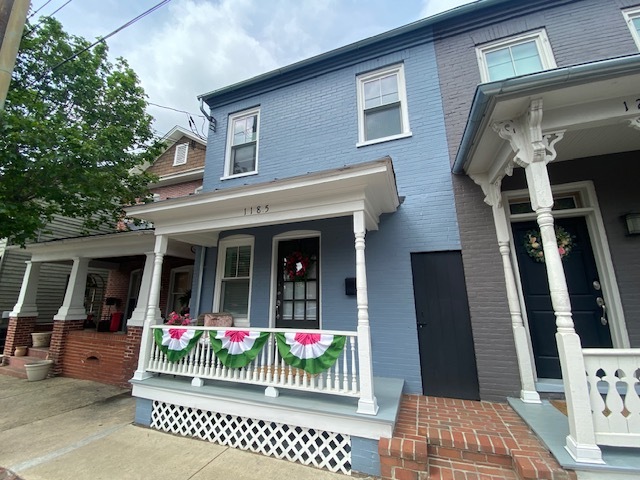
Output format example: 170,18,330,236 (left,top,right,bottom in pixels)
147,136,205,178
3,316,36,356
152,180,202,201
50,319,84,374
